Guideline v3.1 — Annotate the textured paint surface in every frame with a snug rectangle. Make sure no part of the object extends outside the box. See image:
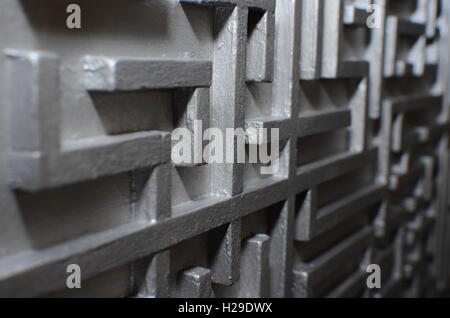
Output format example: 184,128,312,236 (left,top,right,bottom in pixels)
0,0,449,297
